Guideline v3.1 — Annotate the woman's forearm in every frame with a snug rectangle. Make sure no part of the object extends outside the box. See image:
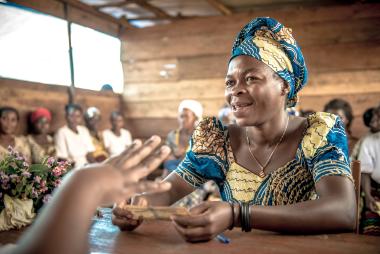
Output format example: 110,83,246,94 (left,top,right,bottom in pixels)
249,196,355,234
14,170,102,254
361,173,372,197
247,177,356,234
